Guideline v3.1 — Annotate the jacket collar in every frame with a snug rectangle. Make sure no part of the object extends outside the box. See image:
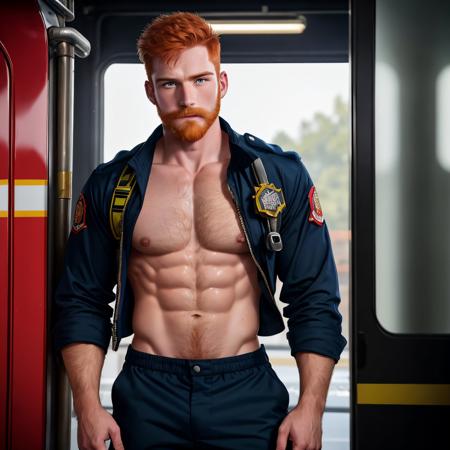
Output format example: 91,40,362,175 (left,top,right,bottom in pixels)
127,116,255,196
